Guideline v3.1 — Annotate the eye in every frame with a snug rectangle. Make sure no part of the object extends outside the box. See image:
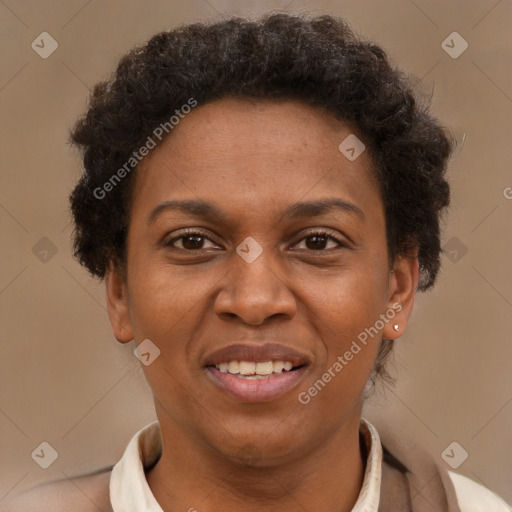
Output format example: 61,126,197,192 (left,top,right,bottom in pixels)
291,229,347,251
163,228,348,252
164,229,220,251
